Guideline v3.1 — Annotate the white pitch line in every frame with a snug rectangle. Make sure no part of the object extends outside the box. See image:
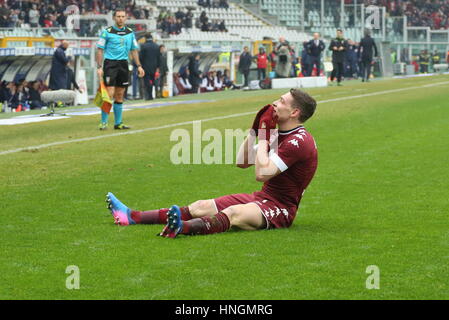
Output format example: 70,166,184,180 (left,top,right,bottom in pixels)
1,80,448,157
